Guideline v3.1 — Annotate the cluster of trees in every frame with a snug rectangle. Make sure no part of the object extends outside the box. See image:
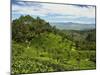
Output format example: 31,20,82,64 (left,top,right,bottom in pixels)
12,15,57,42
61,29,96,50
12,15,96,75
